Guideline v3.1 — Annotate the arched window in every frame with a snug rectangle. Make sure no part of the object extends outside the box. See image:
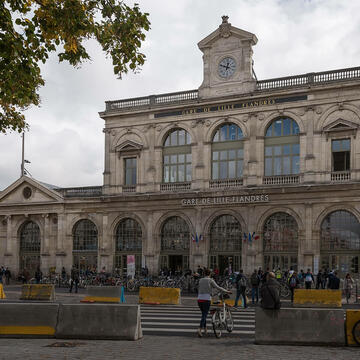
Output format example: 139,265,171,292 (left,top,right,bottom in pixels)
19,221,41,275
264,117,300,176
161,216,190,251
115,218,142,252
73,219,98,251
20,221,41,252
210,215,242,252
211,123,244,180
163,129,192,183
263,212,298,271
